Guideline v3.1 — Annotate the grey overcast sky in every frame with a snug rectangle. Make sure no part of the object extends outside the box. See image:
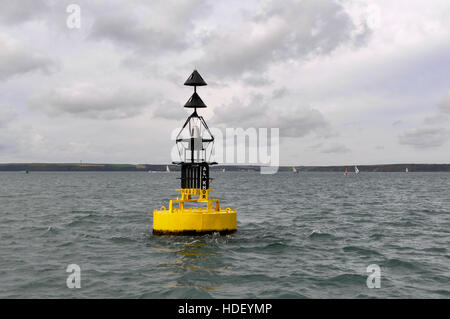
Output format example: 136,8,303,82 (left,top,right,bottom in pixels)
0,0,449,166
